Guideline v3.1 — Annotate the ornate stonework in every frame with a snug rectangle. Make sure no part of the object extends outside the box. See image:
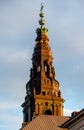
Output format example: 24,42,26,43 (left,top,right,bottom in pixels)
21,4,64,124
